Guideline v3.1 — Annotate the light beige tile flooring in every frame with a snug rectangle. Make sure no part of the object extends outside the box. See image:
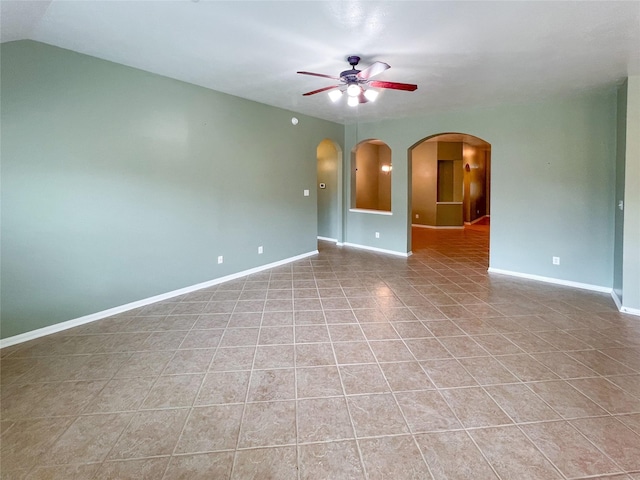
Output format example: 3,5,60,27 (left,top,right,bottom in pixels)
2,226,640,479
